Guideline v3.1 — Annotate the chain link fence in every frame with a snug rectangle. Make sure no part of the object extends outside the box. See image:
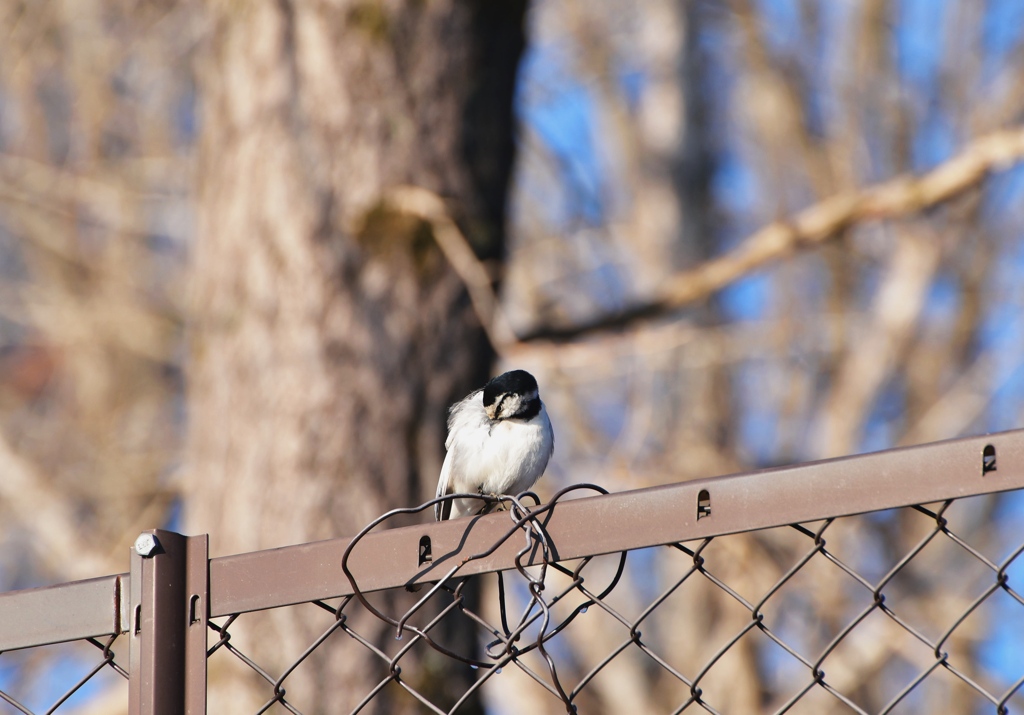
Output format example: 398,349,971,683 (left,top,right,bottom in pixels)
2,430,1024,714
0,635,126,714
